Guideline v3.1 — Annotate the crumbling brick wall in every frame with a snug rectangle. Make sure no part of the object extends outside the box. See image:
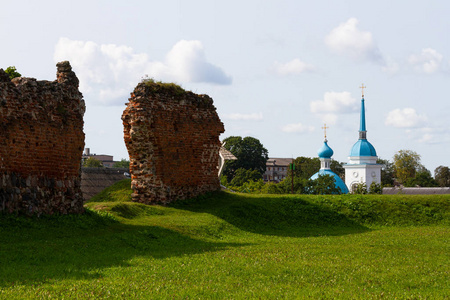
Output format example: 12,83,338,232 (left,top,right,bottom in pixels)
122,81,224,205
0,61,85,215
